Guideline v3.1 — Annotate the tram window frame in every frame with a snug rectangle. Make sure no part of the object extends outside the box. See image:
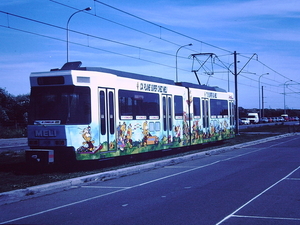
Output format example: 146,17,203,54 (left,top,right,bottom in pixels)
174,95,183,120
29,86,91,125
193,97,201,119
109,91,115,134
99,90,106,135
118,90,160,120
210,99,229,118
